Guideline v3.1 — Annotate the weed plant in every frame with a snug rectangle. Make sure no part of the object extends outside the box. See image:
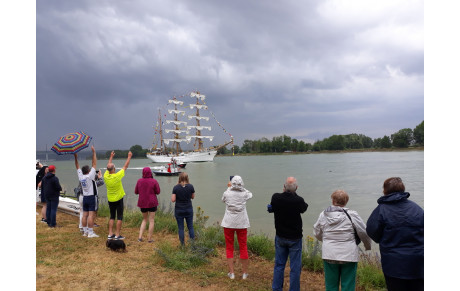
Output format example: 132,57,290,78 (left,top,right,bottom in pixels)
302,236,323,272
247,233,275,261
155,242,209,271
356,250,386,290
